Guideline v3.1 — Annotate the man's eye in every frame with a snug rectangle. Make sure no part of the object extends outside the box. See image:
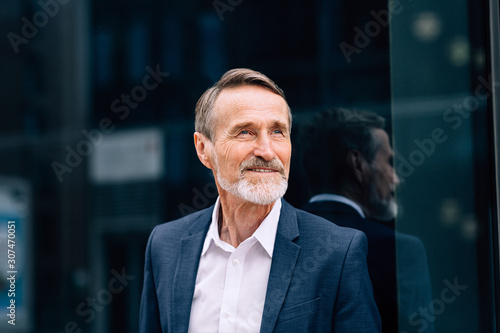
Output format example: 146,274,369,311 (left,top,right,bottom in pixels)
273,129,284,135
239,130,250,135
